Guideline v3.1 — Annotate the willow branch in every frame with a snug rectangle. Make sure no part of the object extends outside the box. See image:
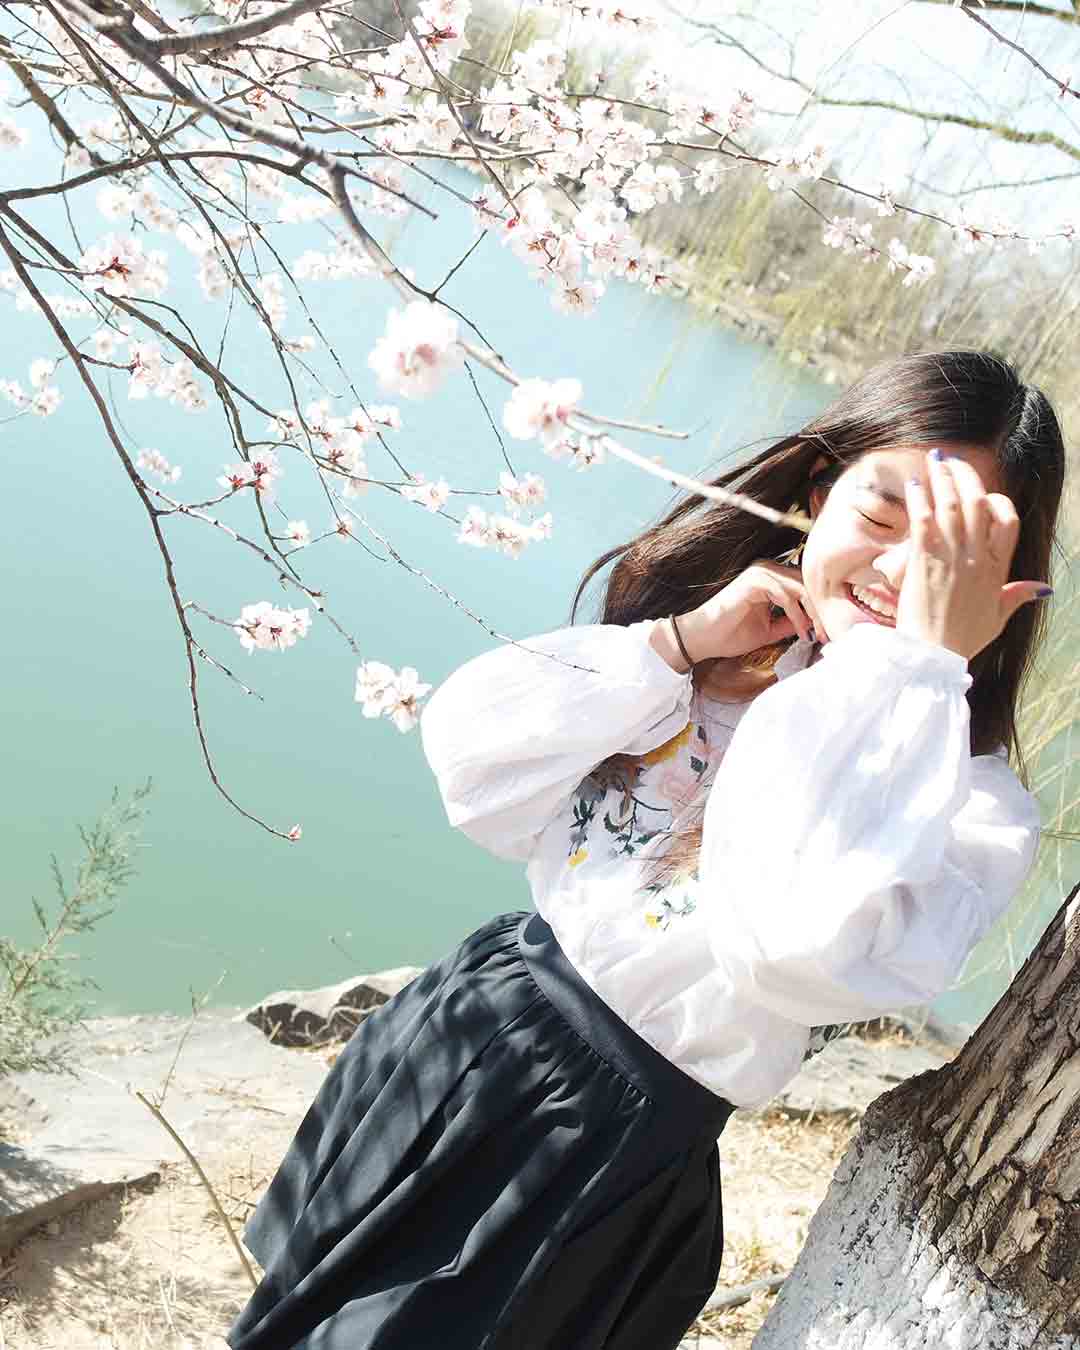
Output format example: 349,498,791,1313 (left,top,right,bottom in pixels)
918,0,1080,21
961,3,1080,98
